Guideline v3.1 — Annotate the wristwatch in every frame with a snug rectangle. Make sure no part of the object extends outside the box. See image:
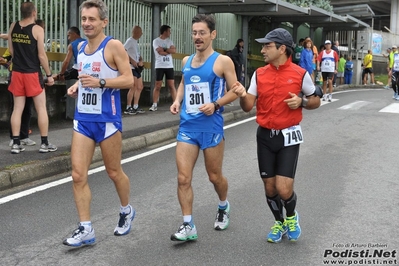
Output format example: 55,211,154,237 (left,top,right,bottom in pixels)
301,97,308,107
99,78,106,88
213,101,220,112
